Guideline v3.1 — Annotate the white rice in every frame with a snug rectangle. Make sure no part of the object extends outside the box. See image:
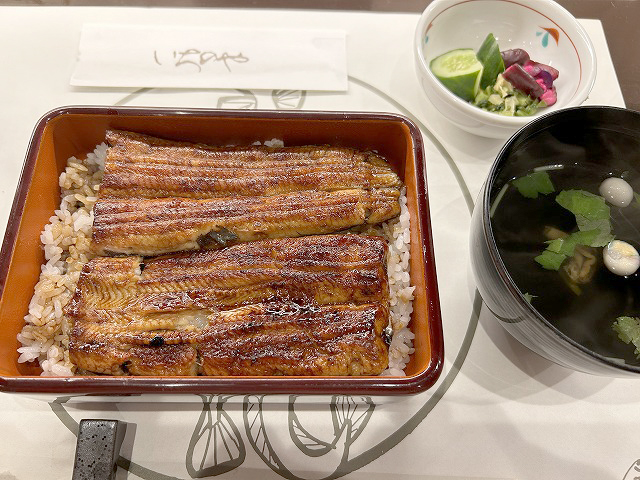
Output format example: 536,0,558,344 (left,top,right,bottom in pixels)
17,143,105,376
380,192,415,375
17,141,414,376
